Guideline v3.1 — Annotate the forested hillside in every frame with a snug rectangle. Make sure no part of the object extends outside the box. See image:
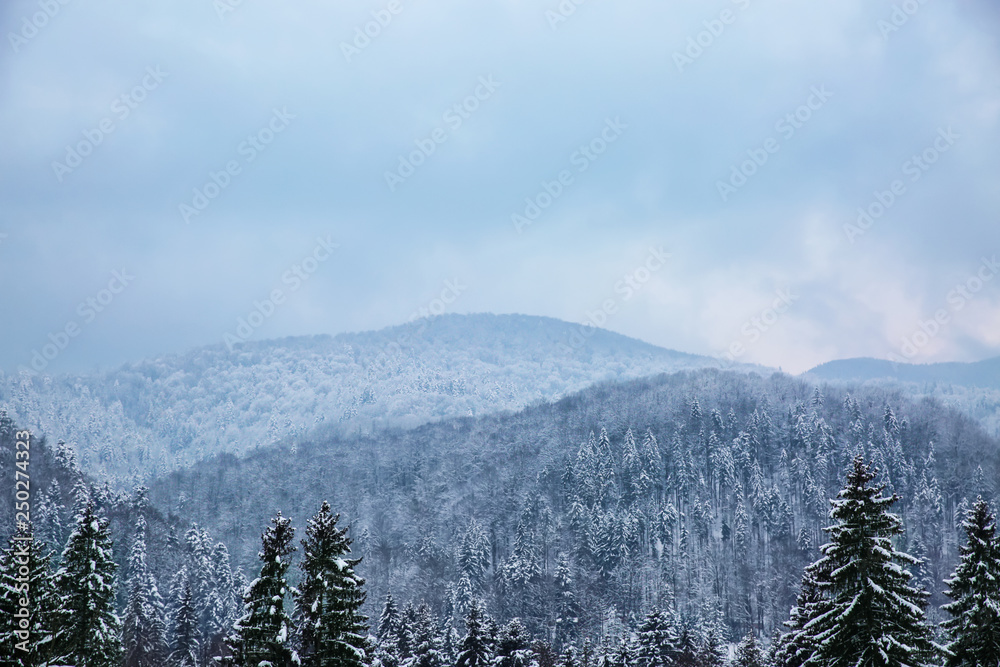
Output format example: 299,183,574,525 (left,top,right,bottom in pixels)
148,368,999,646
0,315,730,486
804,355,1000,436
